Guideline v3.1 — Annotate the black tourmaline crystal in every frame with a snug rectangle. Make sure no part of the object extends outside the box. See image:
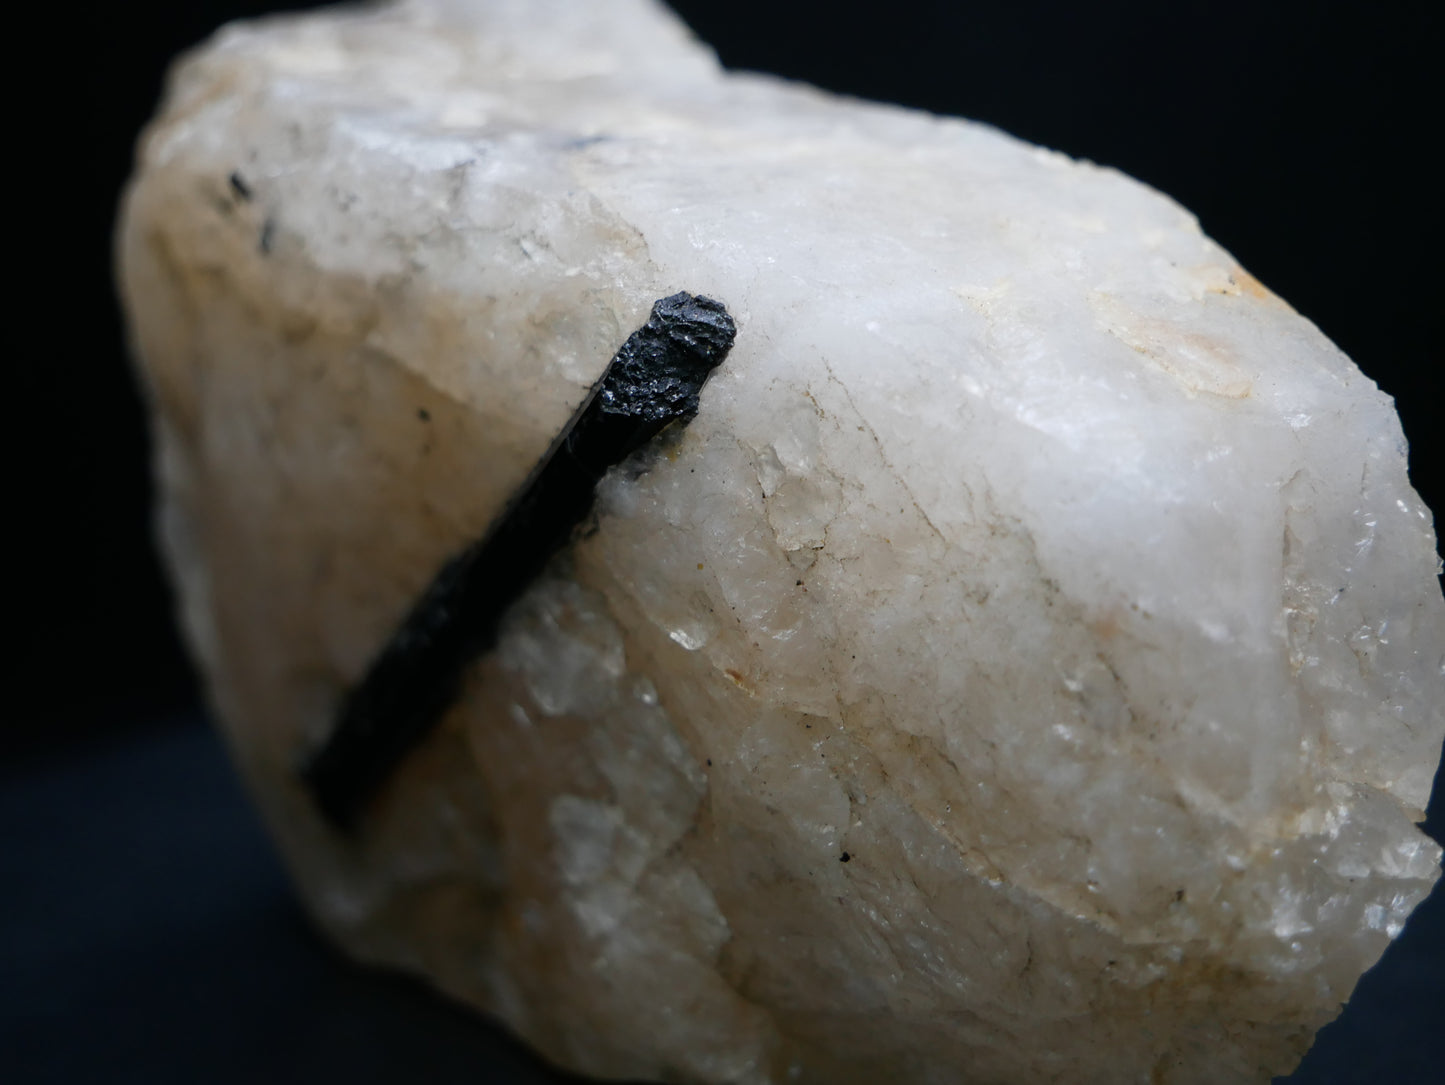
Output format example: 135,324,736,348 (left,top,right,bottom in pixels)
302,292,737,828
